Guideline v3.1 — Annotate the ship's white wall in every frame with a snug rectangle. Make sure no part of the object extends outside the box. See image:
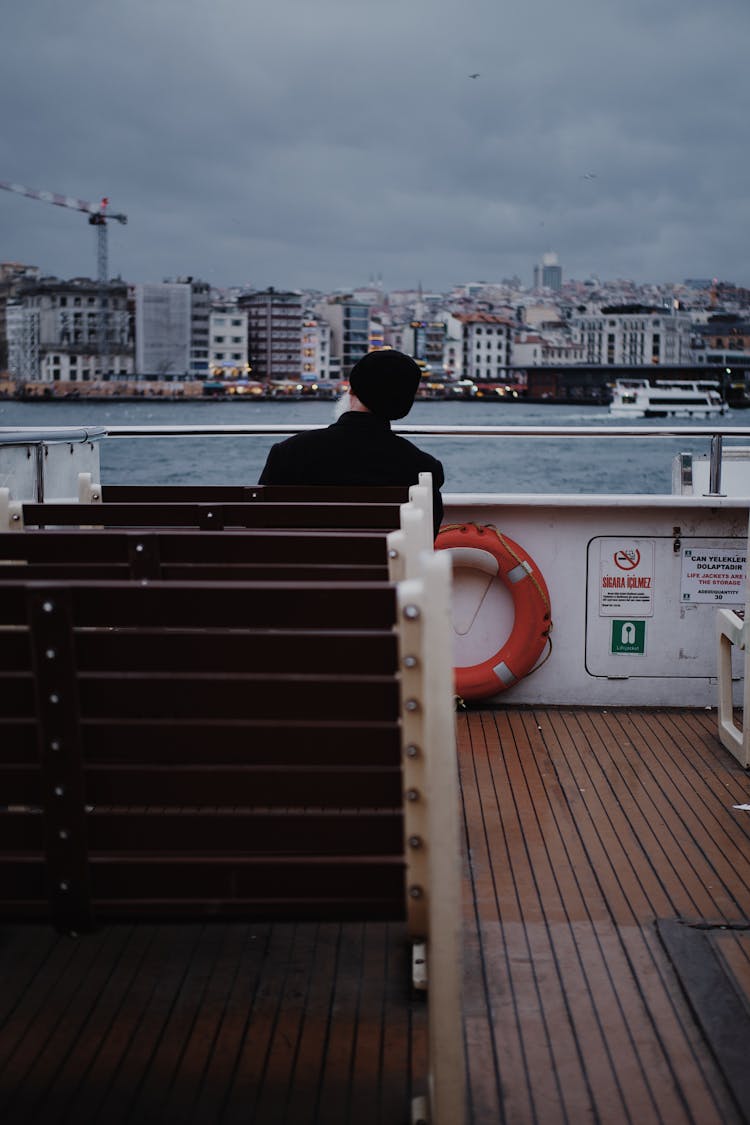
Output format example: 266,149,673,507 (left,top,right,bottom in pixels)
442,493,749,707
